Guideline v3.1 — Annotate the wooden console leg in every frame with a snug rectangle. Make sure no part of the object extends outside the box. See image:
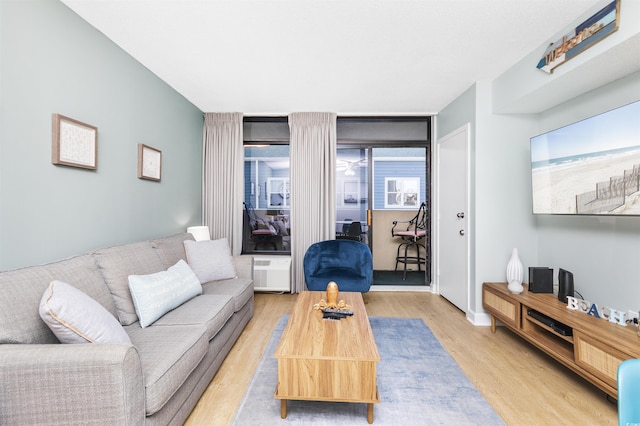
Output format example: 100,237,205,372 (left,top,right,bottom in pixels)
367,403,374,424
490,315,496,333
280,399,287,419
